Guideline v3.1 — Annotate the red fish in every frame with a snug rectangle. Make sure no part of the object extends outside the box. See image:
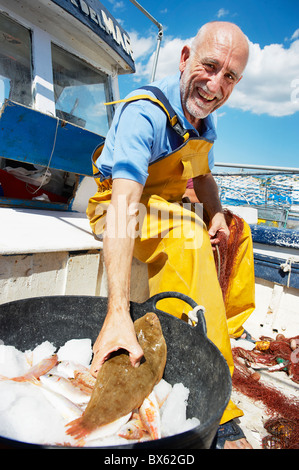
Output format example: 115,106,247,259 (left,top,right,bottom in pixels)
0,354,58,383
139,391,161,439
118,417,148,440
